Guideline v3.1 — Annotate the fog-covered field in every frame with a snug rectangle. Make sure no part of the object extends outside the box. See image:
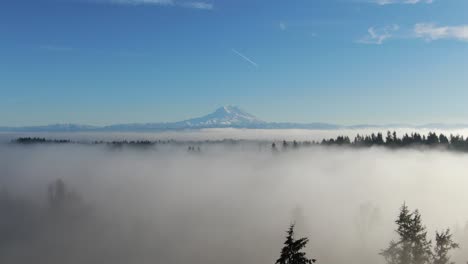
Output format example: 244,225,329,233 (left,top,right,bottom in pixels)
2,129,468,264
